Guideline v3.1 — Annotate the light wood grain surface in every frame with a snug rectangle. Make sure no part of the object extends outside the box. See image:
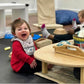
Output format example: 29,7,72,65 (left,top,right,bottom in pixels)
34,43,84,67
